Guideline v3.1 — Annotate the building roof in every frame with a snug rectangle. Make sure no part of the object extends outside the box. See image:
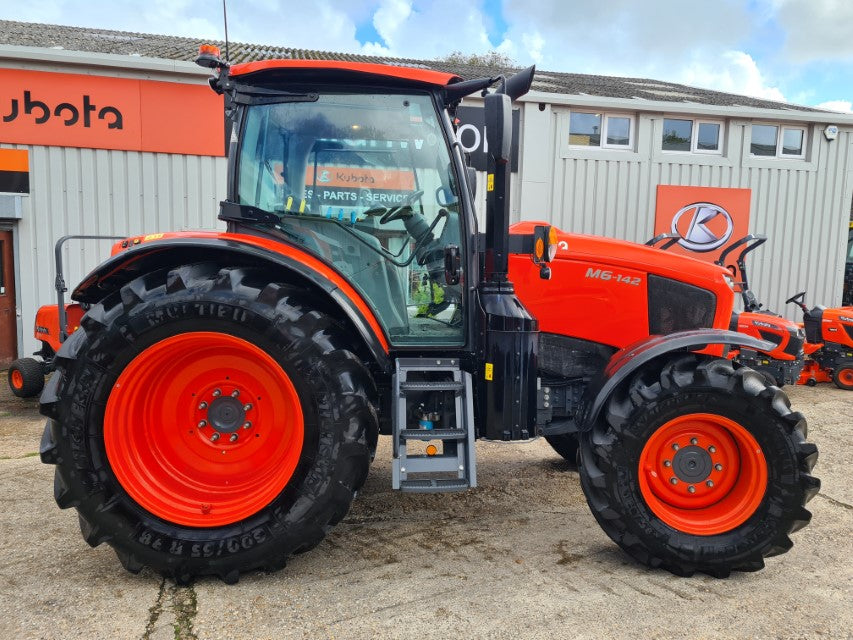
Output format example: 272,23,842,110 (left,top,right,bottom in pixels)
0,19,822,113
